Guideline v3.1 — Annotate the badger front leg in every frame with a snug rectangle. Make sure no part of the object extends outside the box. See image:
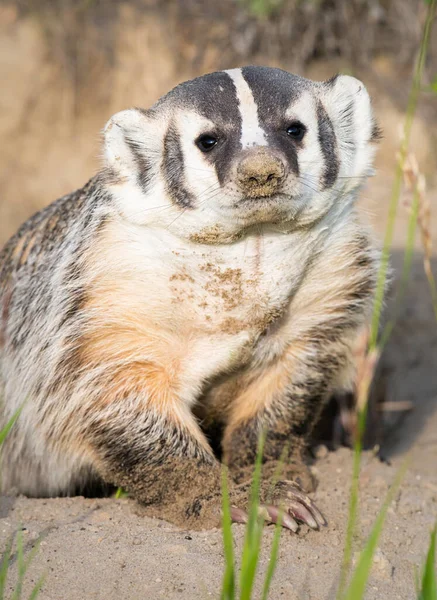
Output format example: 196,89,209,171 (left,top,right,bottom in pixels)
48,336,229,527
87,399,224,528
221,329,356,531
217,283,371,528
